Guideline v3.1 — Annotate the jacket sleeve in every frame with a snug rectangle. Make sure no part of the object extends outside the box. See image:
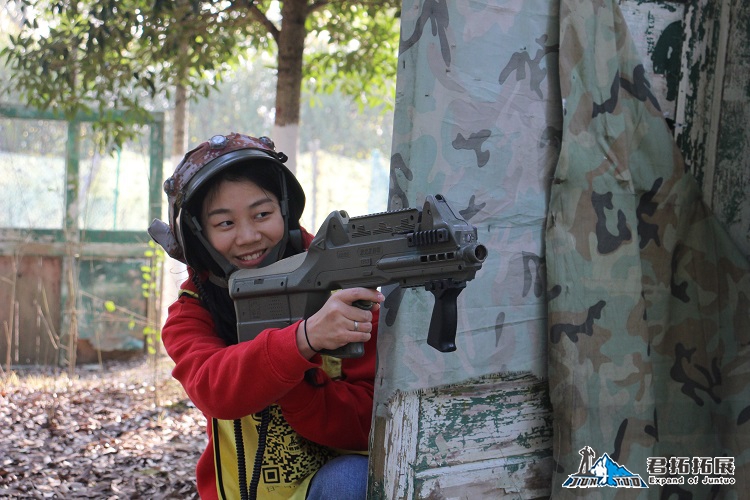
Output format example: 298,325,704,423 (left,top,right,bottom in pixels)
277,314,378,452
161,283,320,420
